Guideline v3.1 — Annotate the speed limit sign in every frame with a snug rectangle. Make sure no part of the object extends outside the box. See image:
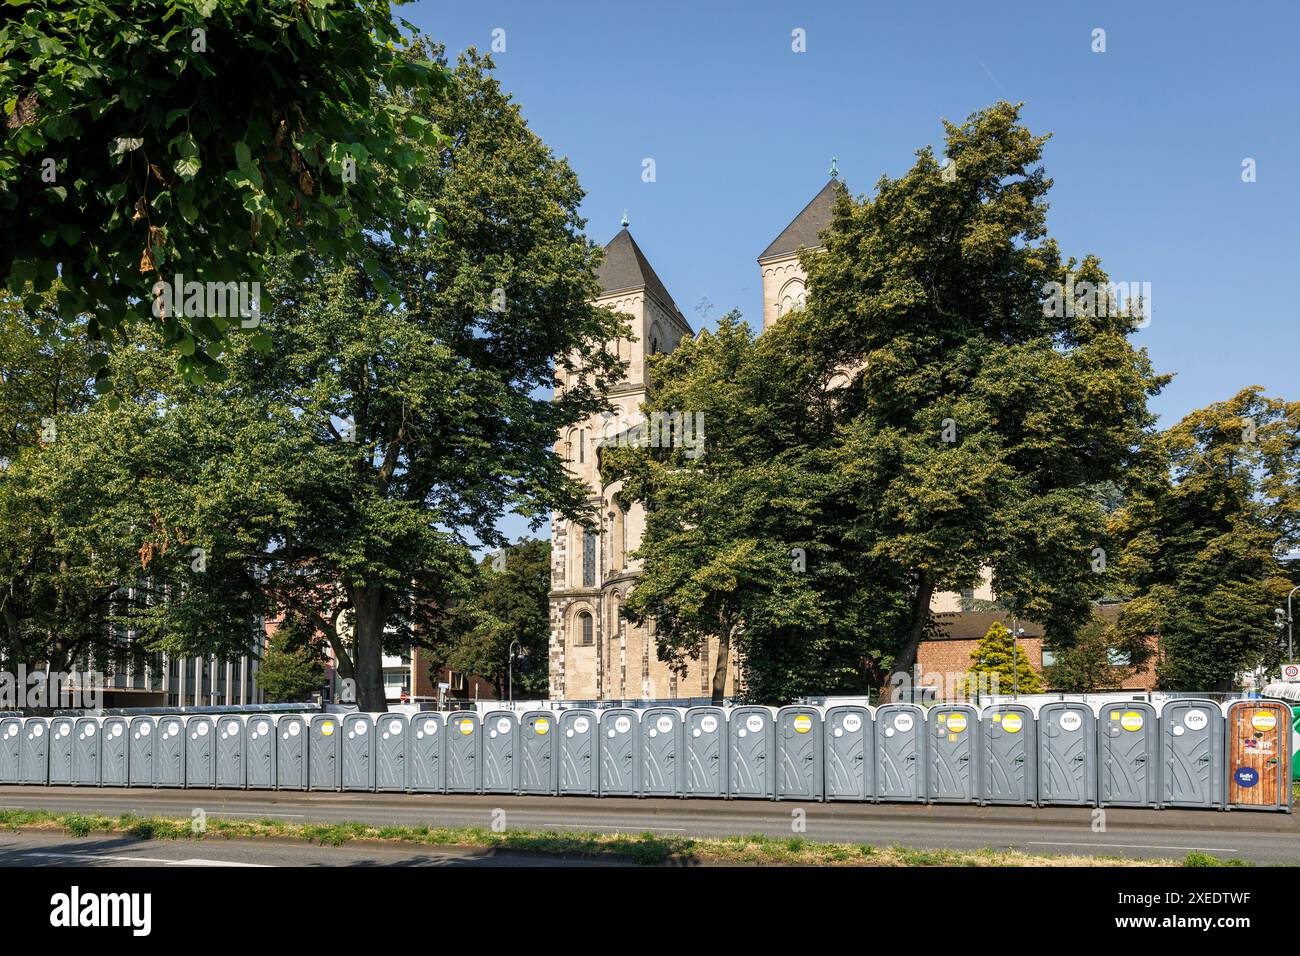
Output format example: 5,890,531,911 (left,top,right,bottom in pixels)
1282,663,1300,683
